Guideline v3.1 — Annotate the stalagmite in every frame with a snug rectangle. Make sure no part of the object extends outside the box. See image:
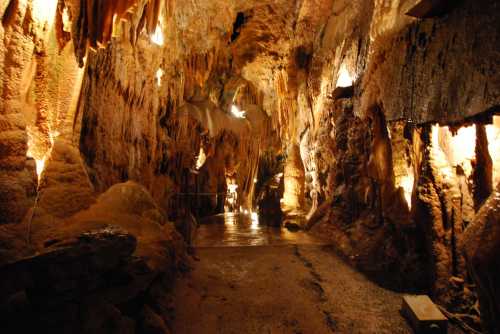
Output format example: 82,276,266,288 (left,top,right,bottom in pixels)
282,143,306,213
